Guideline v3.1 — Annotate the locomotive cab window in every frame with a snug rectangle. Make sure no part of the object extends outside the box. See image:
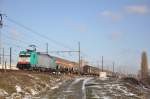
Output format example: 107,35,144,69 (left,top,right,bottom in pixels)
19,55,31,57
